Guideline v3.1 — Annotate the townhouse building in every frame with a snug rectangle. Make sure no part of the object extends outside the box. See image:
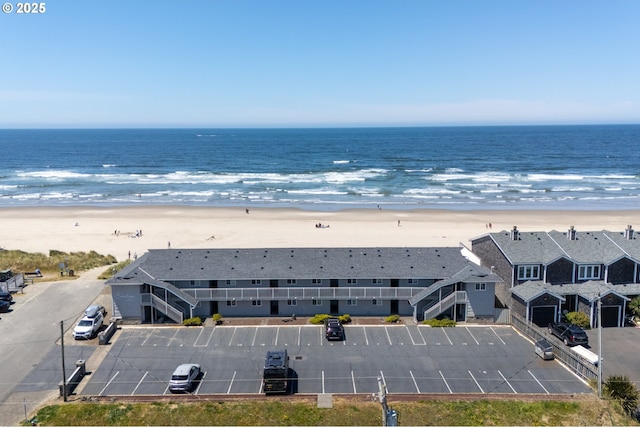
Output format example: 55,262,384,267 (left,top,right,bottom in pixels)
470,225,640,327
106,246,500,324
